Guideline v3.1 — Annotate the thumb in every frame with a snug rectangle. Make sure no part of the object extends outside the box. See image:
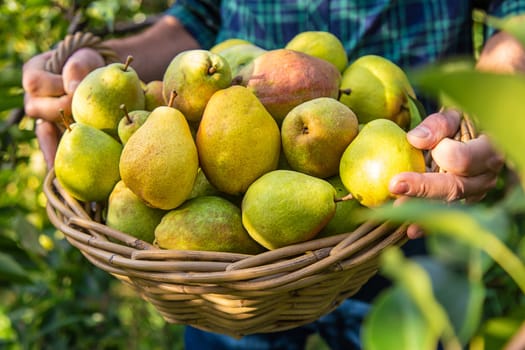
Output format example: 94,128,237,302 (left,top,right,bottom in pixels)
62,48,105,94
407,109,462,150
